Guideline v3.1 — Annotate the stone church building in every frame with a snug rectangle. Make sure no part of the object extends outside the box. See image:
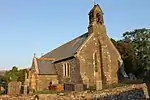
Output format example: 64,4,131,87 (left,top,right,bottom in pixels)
25,4,125,91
